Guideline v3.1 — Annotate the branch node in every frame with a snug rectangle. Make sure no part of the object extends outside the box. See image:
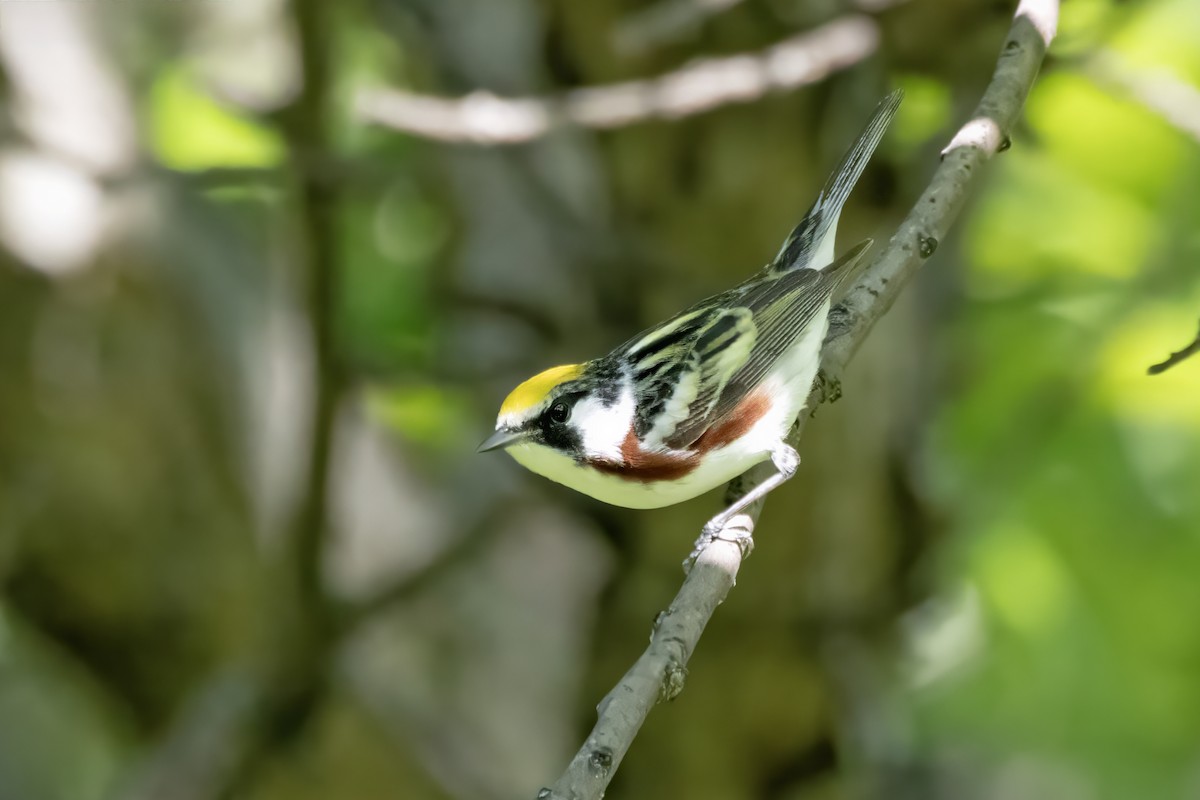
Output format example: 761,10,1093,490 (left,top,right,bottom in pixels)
942,117,1005,158
825,304,860,342
649,609,668,640
918,234,938,258
659,660,689,703
587,748,615,777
